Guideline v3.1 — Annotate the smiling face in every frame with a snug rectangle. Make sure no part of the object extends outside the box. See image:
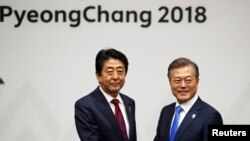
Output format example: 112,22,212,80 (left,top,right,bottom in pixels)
169,65,199,104
96,58,126,98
